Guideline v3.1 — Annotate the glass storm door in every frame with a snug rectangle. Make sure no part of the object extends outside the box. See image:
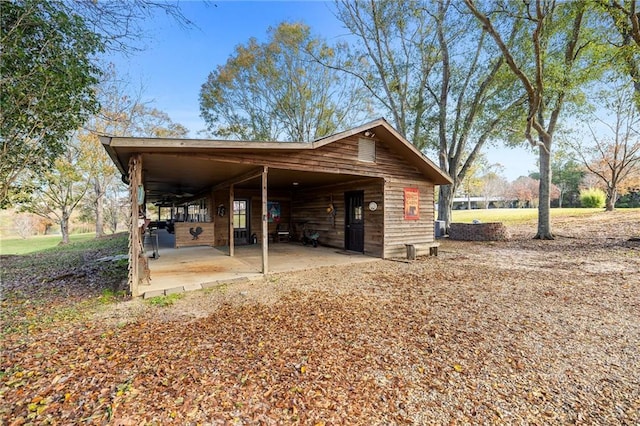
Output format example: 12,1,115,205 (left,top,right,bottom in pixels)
233,199,250,245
